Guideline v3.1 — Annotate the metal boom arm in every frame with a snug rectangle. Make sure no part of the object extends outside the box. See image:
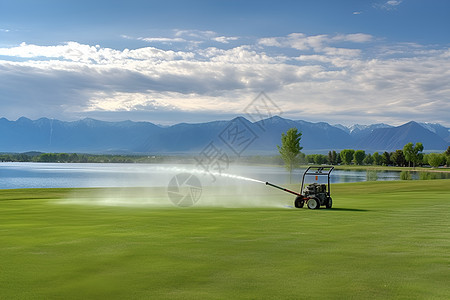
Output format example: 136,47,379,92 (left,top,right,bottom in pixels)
265,181,302,197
